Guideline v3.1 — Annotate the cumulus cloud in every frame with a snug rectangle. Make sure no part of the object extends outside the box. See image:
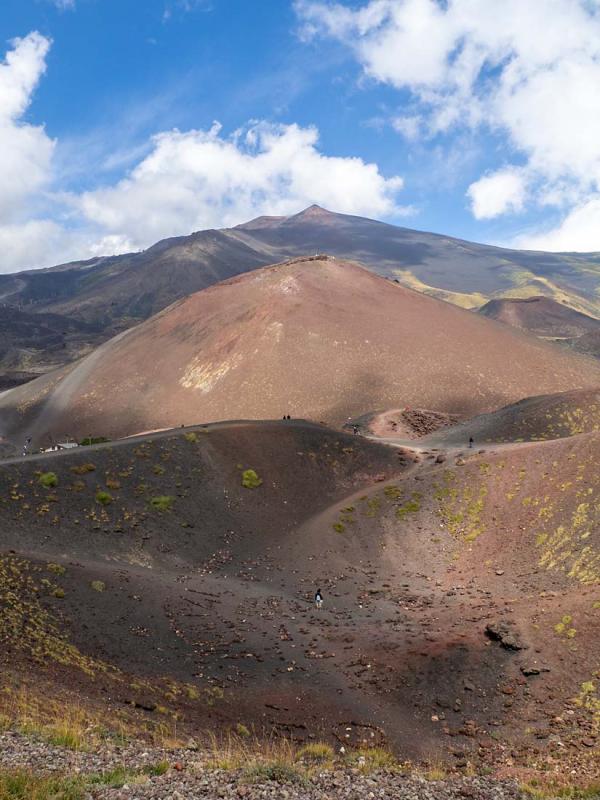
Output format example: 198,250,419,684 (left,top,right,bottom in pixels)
296,0,600,246
518,197,600,252
467,168,527,220
0,33,405,271
0,32,61,269
0,32,54,219
75,122,404,250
